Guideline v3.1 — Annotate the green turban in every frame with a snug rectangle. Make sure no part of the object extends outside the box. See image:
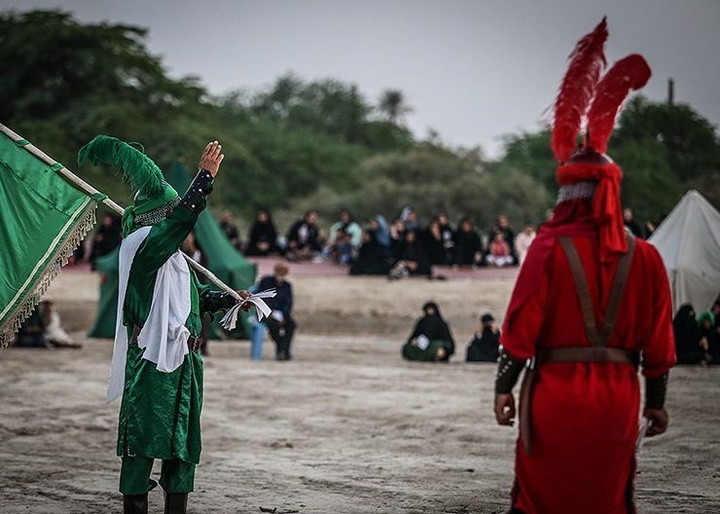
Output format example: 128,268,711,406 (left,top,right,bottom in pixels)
78,135,179,236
